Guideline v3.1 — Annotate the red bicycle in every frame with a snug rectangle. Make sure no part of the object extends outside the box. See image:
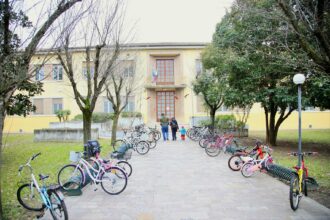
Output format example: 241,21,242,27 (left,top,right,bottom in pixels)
289,151,318,211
